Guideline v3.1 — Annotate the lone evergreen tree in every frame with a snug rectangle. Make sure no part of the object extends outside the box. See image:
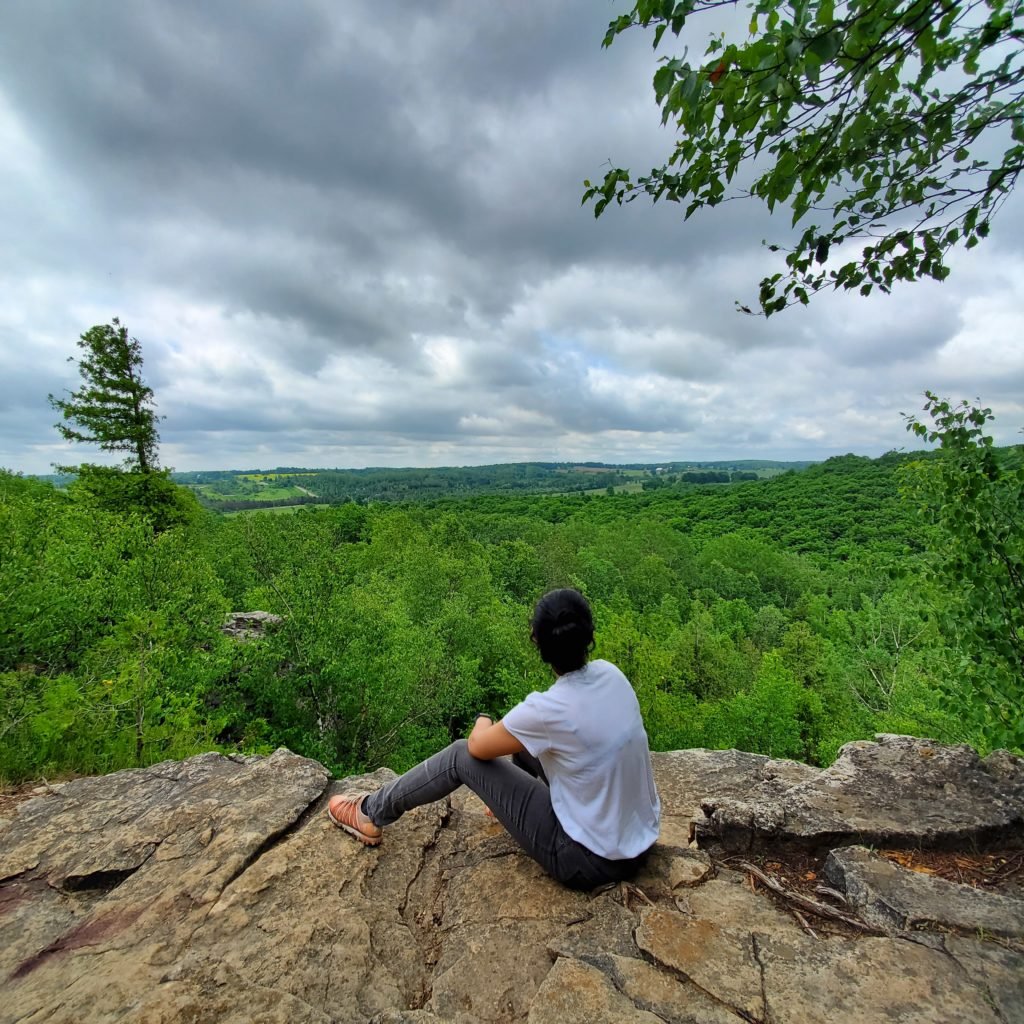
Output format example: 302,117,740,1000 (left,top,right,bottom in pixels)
49,318,161,473
47,320,197,530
